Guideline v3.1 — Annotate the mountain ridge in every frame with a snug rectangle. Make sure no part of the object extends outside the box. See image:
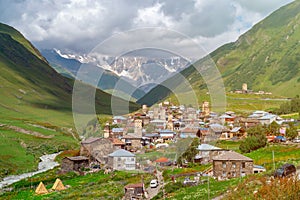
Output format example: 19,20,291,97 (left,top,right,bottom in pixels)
138,0,300,106
41,49,146,100
0,23,139,125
